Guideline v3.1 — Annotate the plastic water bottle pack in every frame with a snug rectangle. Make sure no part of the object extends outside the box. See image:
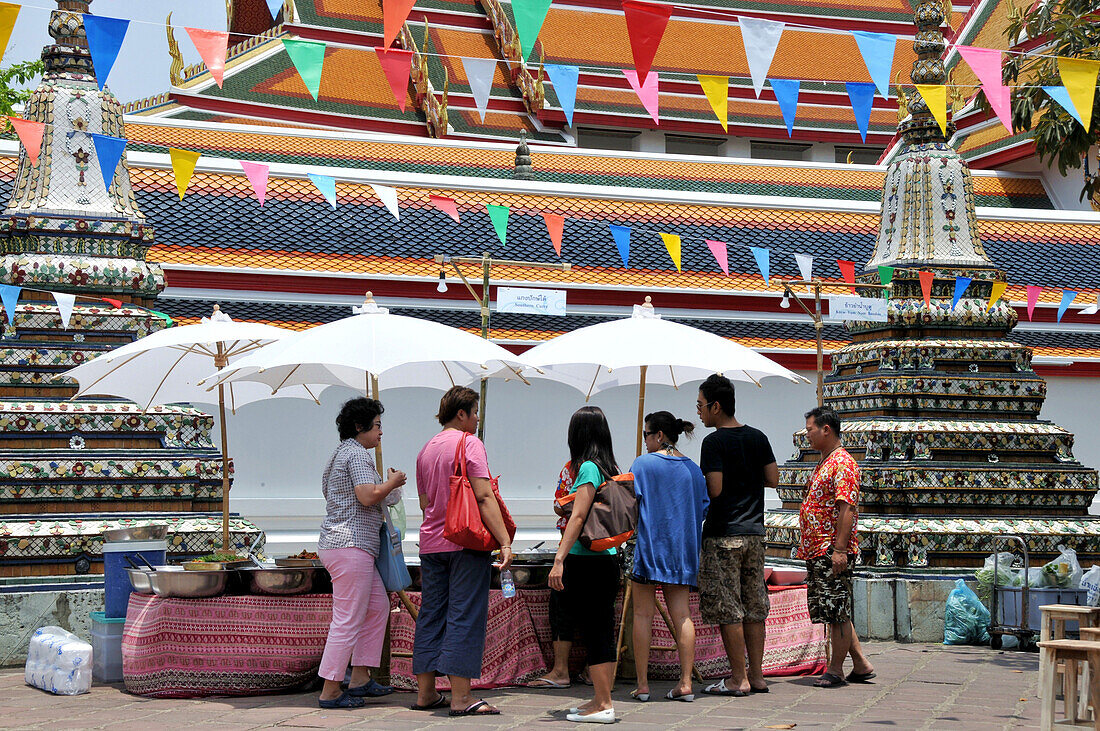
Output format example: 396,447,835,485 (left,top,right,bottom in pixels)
24,626,92,695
